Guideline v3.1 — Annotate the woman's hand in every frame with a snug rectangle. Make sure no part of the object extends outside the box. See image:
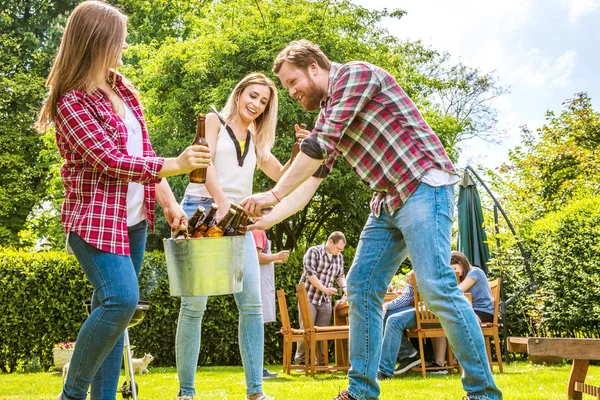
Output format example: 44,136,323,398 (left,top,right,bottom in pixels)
163,203,188,234
215,199,231,222
176,144,211,173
